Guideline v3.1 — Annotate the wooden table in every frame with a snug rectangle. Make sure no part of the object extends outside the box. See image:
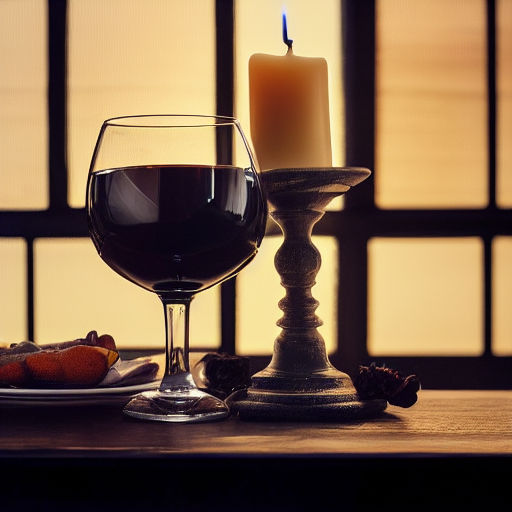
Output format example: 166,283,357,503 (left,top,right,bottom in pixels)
1,390,510,510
